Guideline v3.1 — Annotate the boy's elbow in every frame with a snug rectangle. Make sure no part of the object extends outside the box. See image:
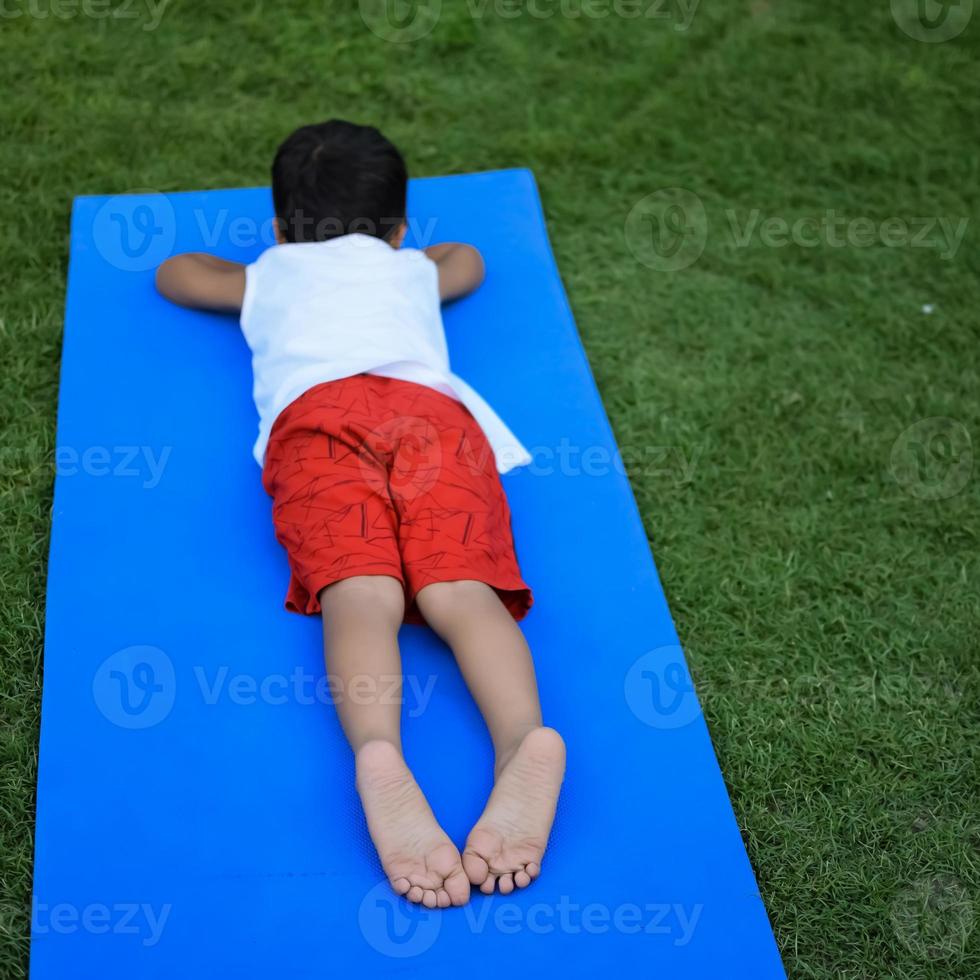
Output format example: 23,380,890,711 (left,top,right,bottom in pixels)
155,255,184,301
462,244,485,290
156,253,205,306
154,252,244,313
